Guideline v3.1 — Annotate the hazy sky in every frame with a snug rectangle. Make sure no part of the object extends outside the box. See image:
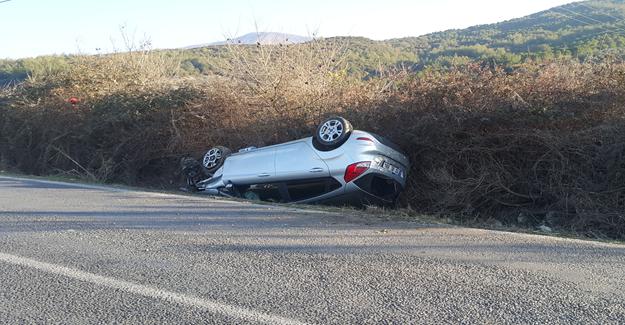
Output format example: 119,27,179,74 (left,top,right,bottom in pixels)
1,0,578,59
